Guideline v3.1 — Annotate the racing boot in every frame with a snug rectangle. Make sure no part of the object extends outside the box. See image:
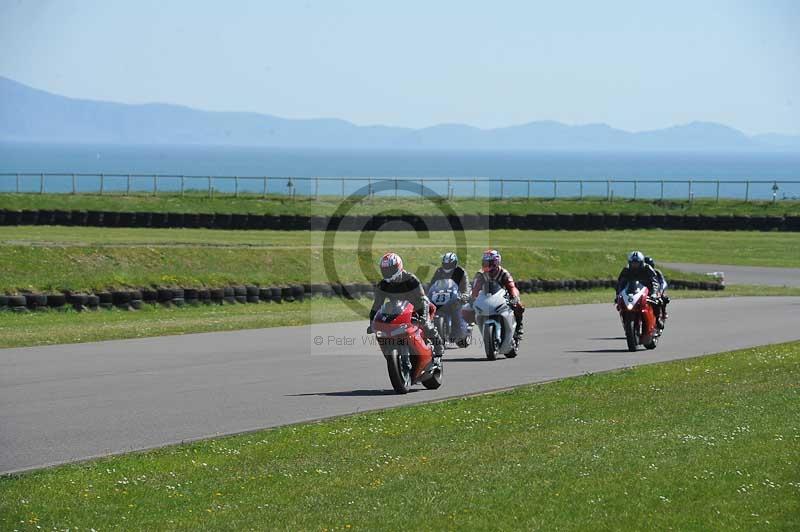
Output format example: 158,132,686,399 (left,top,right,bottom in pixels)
514,321,524,343
432,341,444,368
